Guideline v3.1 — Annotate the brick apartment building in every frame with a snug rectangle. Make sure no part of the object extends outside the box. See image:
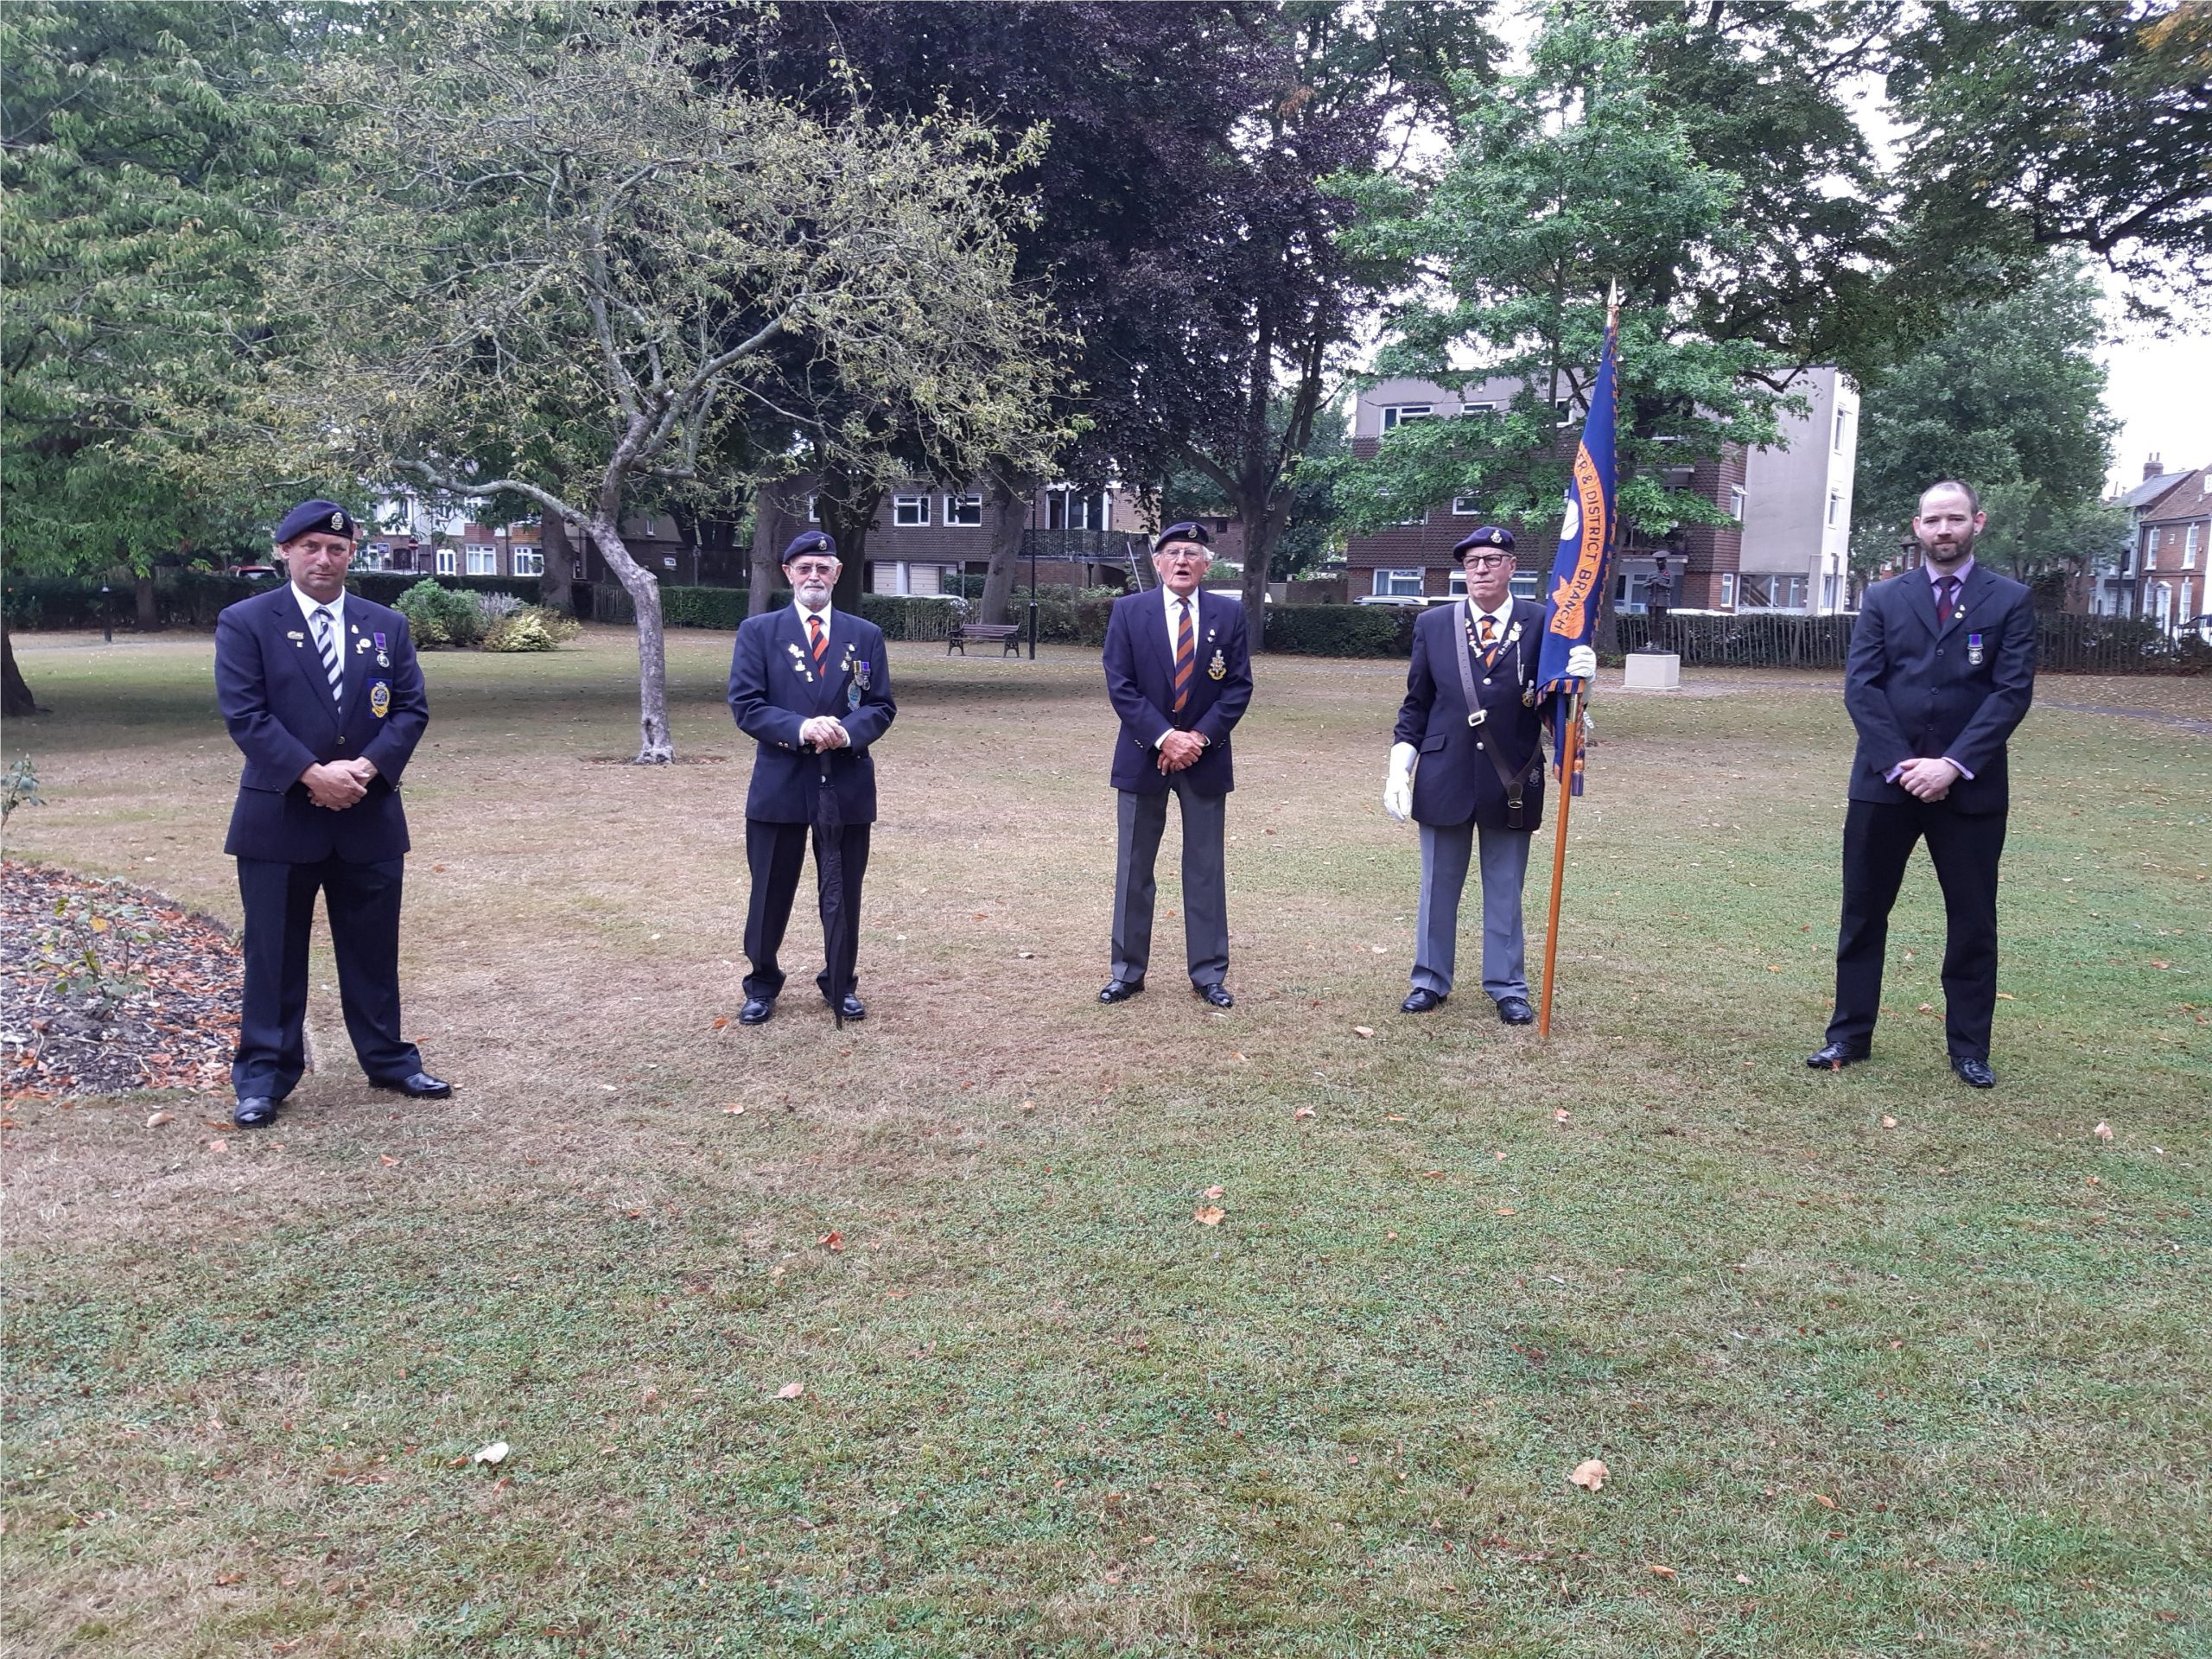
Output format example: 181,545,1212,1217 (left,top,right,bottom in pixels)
2134,462,2210,633
1341,366,1859,613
